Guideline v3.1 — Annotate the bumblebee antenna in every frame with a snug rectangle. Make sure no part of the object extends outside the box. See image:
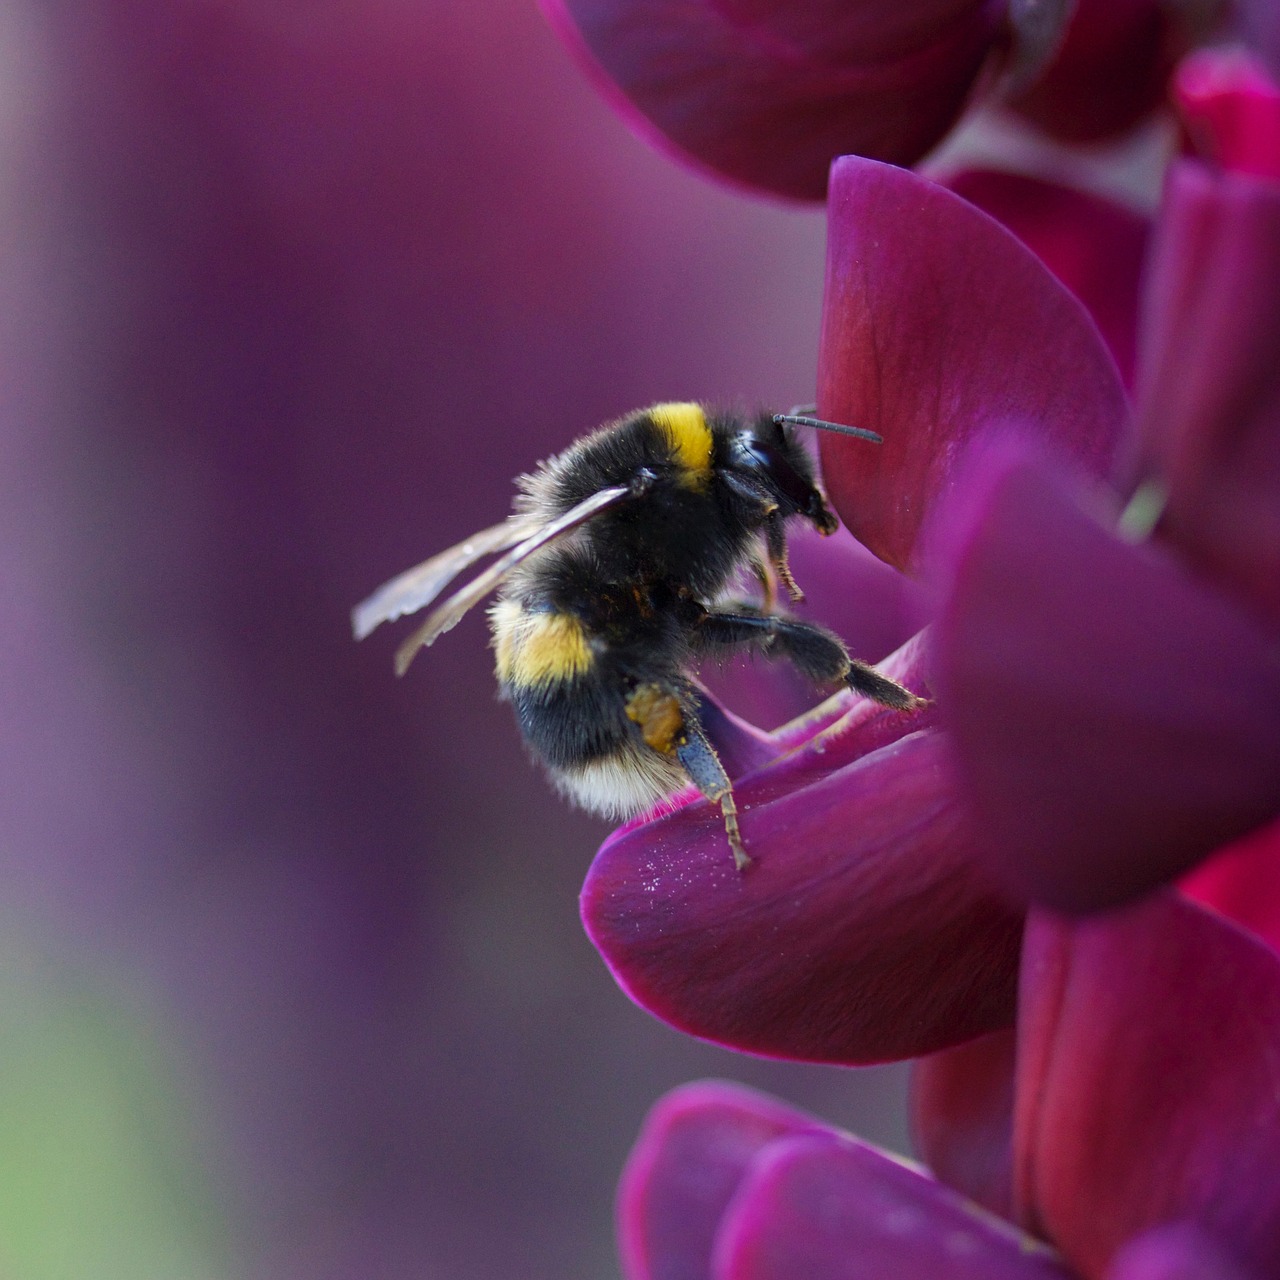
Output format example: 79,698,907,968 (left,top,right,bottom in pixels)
772,413,882,444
